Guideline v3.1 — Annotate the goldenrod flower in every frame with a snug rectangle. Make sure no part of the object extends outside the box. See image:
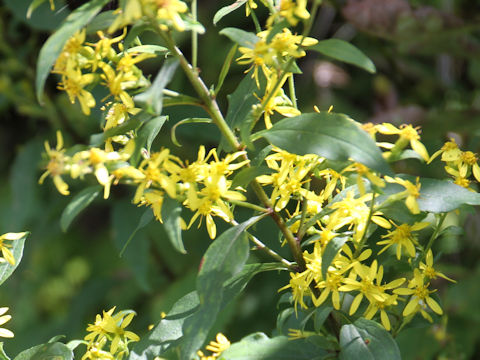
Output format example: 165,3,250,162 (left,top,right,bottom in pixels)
0,307,14,338
375,123,429,162
0,232,27,265
39,131,71,196
85,307,139,356
385,176,422,214
205,333,230,354
419,250,456,283
394,269,443,322
57,63,96,115
377,222,429,260
279,0,310,26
